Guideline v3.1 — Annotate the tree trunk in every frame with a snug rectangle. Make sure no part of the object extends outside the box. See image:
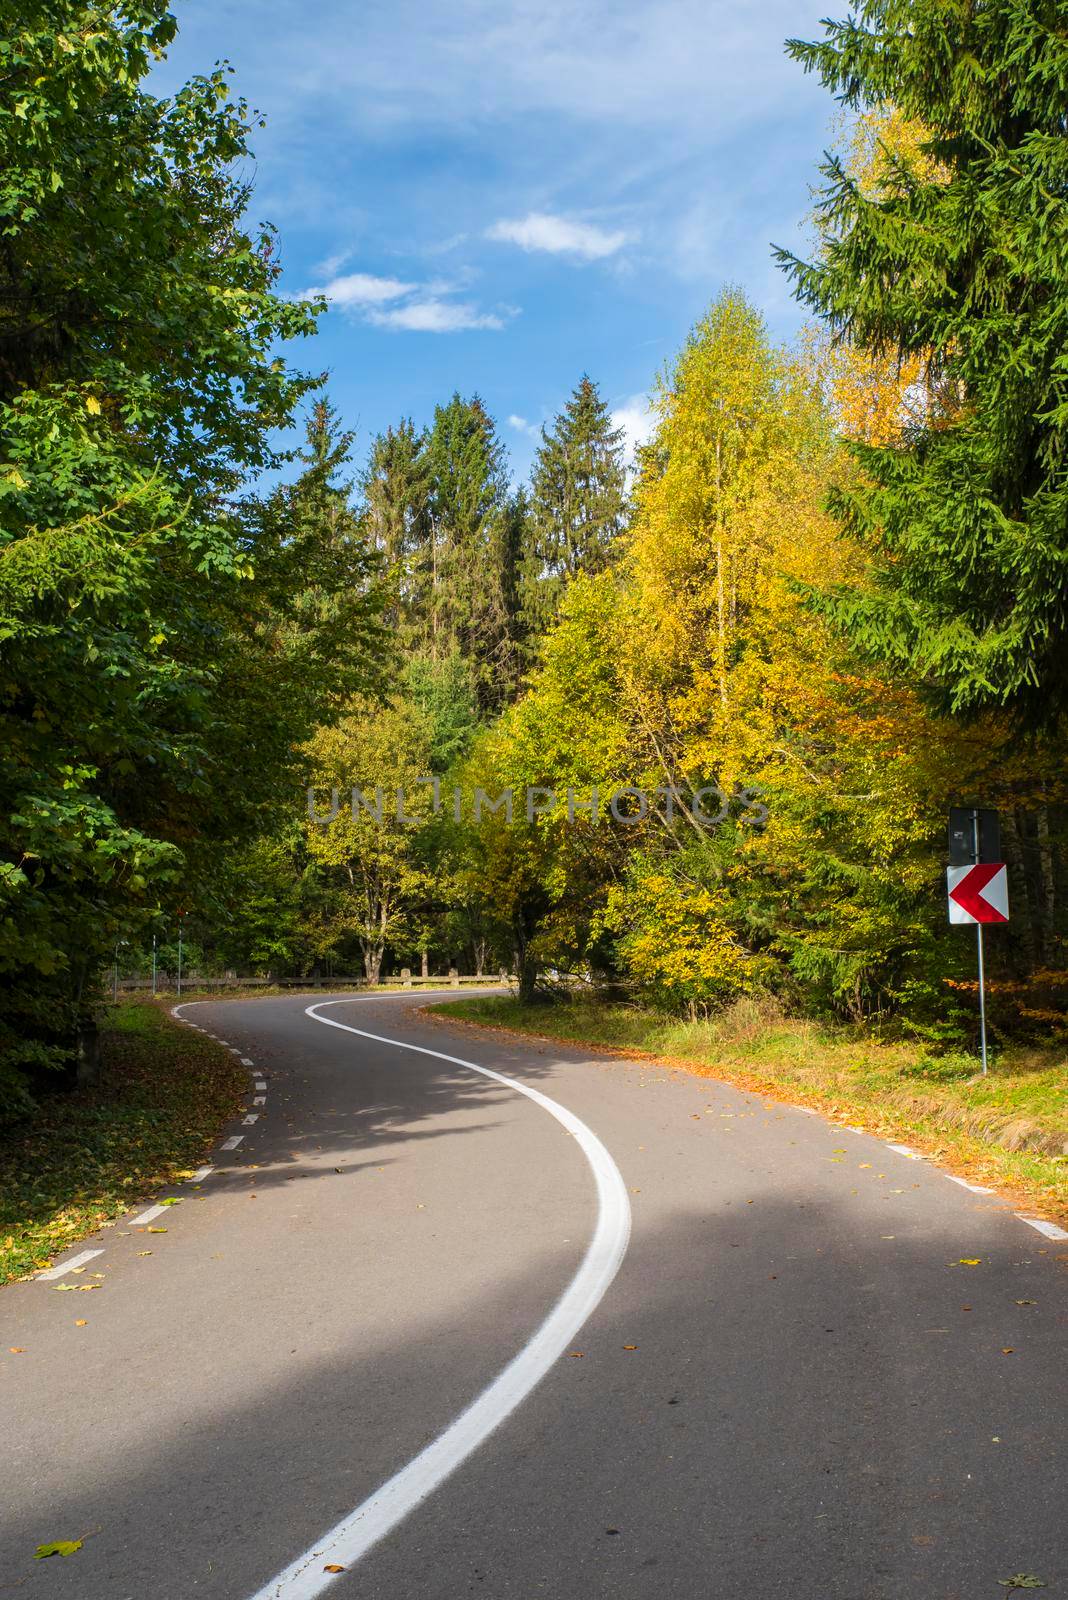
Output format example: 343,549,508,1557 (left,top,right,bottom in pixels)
76,1018,101,1087
516,941,539,1003
1035,803,1055,965
362,944,384,985
1002,810,1036,973
421,948,429,979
